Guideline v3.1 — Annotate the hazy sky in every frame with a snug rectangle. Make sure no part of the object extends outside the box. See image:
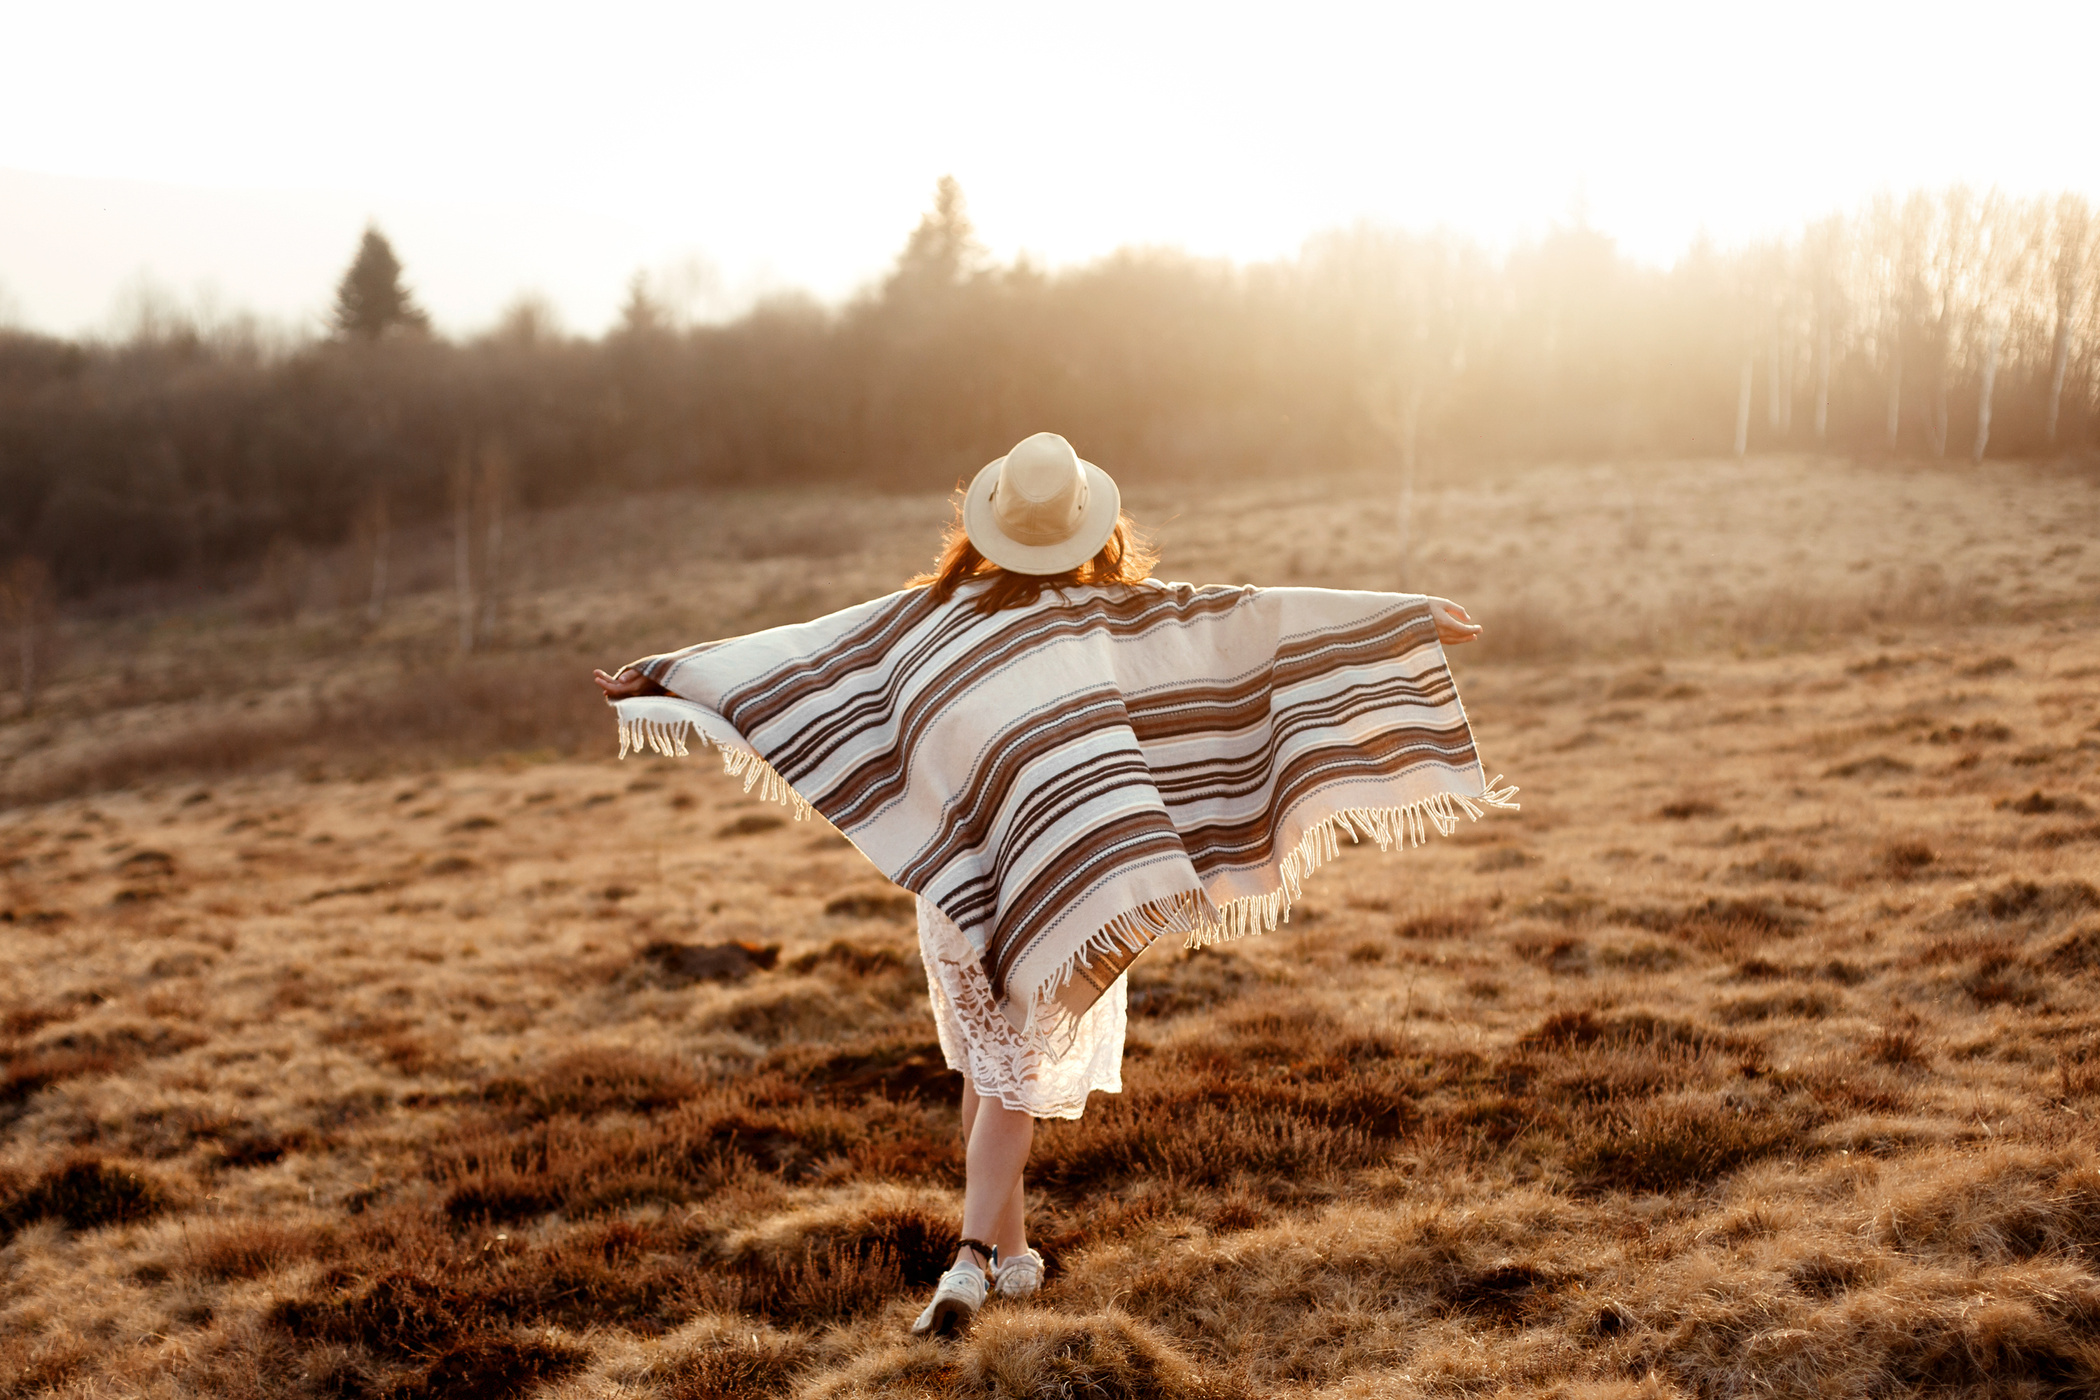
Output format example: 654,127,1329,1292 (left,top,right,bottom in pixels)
4,0,2096,337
